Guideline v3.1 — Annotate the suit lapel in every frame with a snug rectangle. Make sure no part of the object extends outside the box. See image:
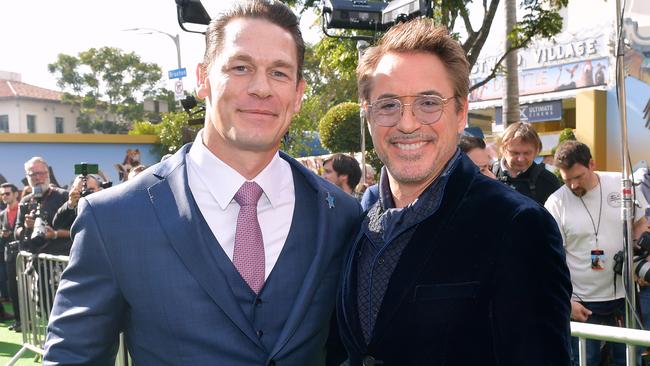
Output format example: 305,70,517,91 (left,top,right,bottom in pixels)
147,145,264,349
340,226,370,353
369,156,476,344
269,153,333,358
